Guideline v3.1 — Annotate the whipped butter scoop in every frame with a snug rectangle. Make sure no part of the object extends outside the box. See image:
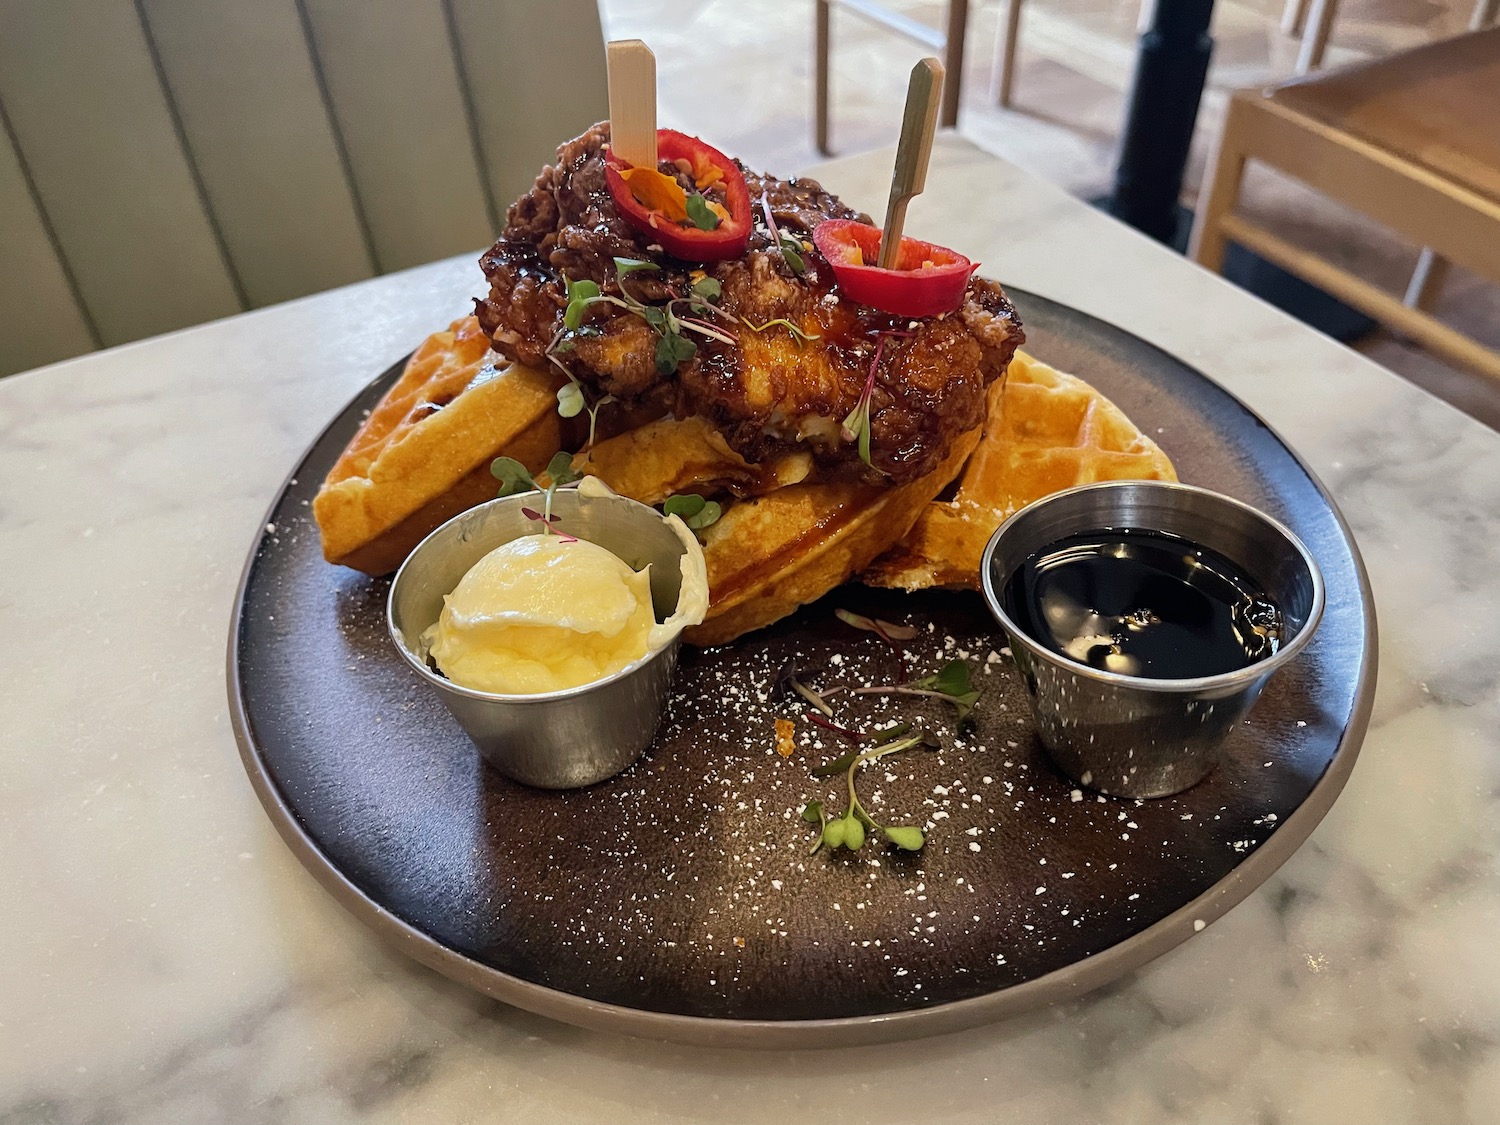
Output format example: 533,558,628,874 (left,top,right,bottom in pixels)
389,481,708,788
